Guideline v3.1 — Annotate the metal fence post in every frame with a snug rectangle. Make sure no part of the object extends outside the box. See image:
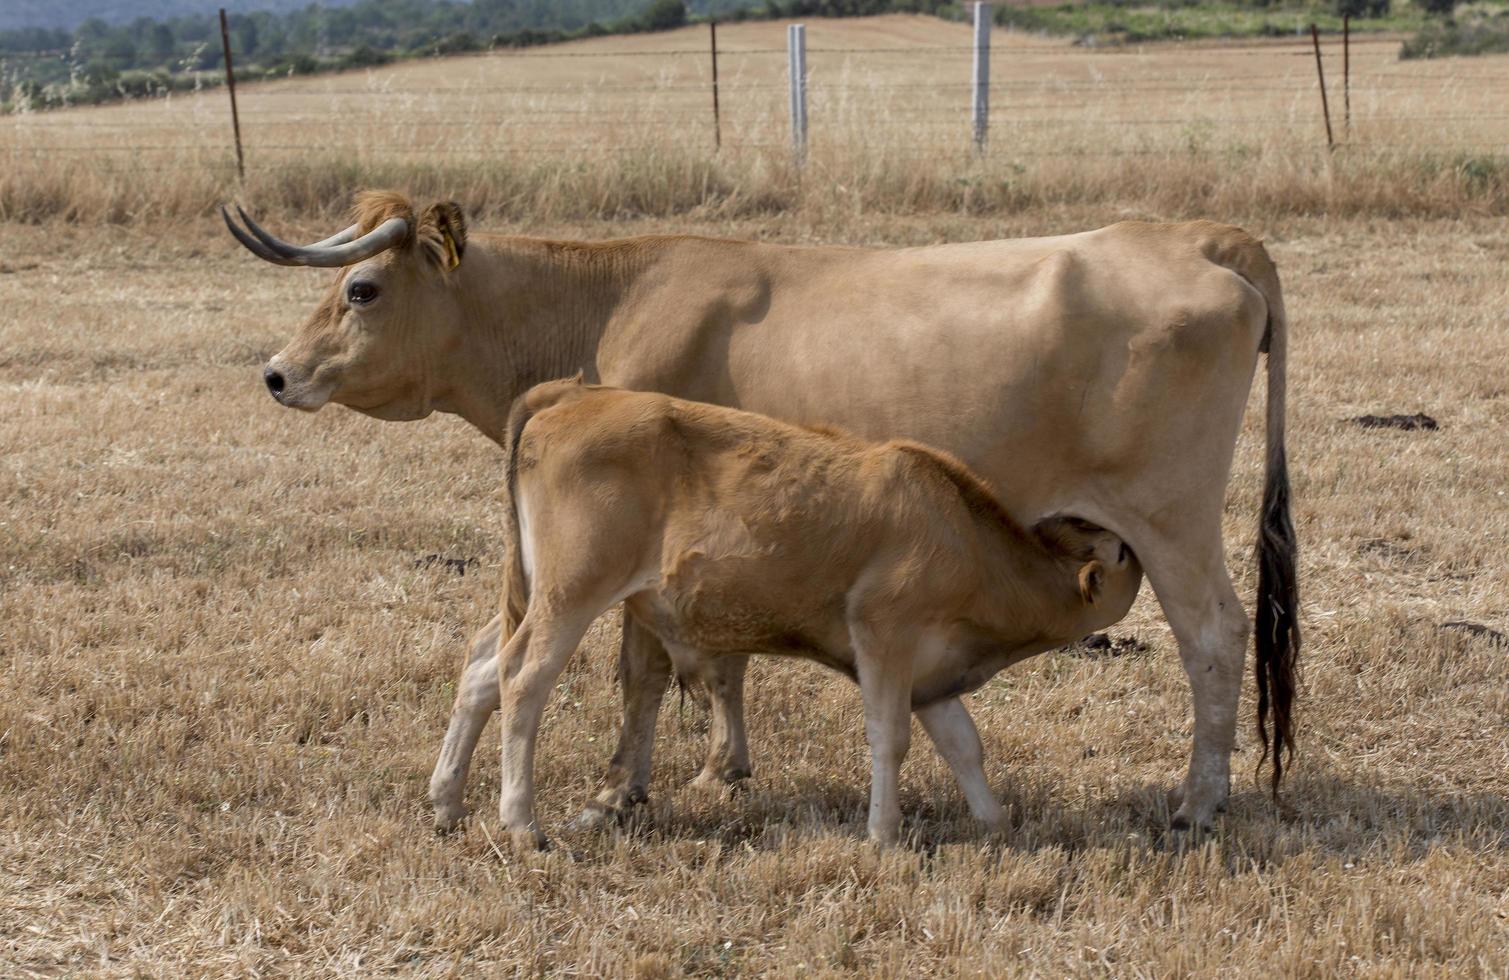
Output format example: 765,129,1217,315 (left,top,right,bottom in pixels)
218,8,245,180
788,23,807,164
1343,15,1351,137
709,21,721,151
972,2,991,152
1309,23,1334,152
